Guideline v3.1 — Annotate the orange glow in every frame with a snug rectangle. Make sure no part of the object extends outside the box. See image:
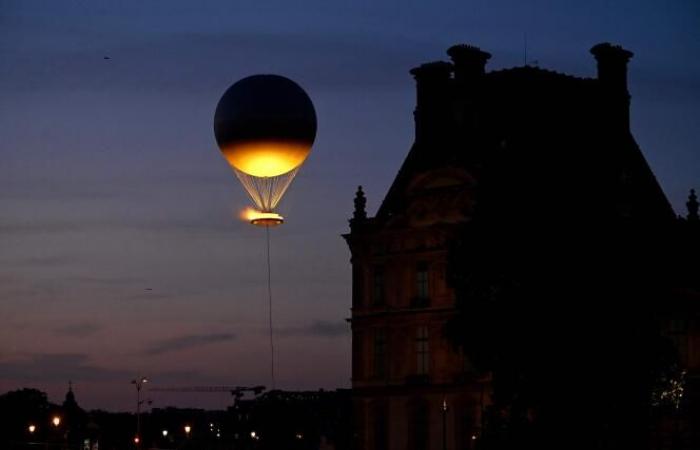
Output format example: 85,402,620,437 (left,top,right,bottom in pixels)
239,208,283,226
240,207,261,221
221,140,310,177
